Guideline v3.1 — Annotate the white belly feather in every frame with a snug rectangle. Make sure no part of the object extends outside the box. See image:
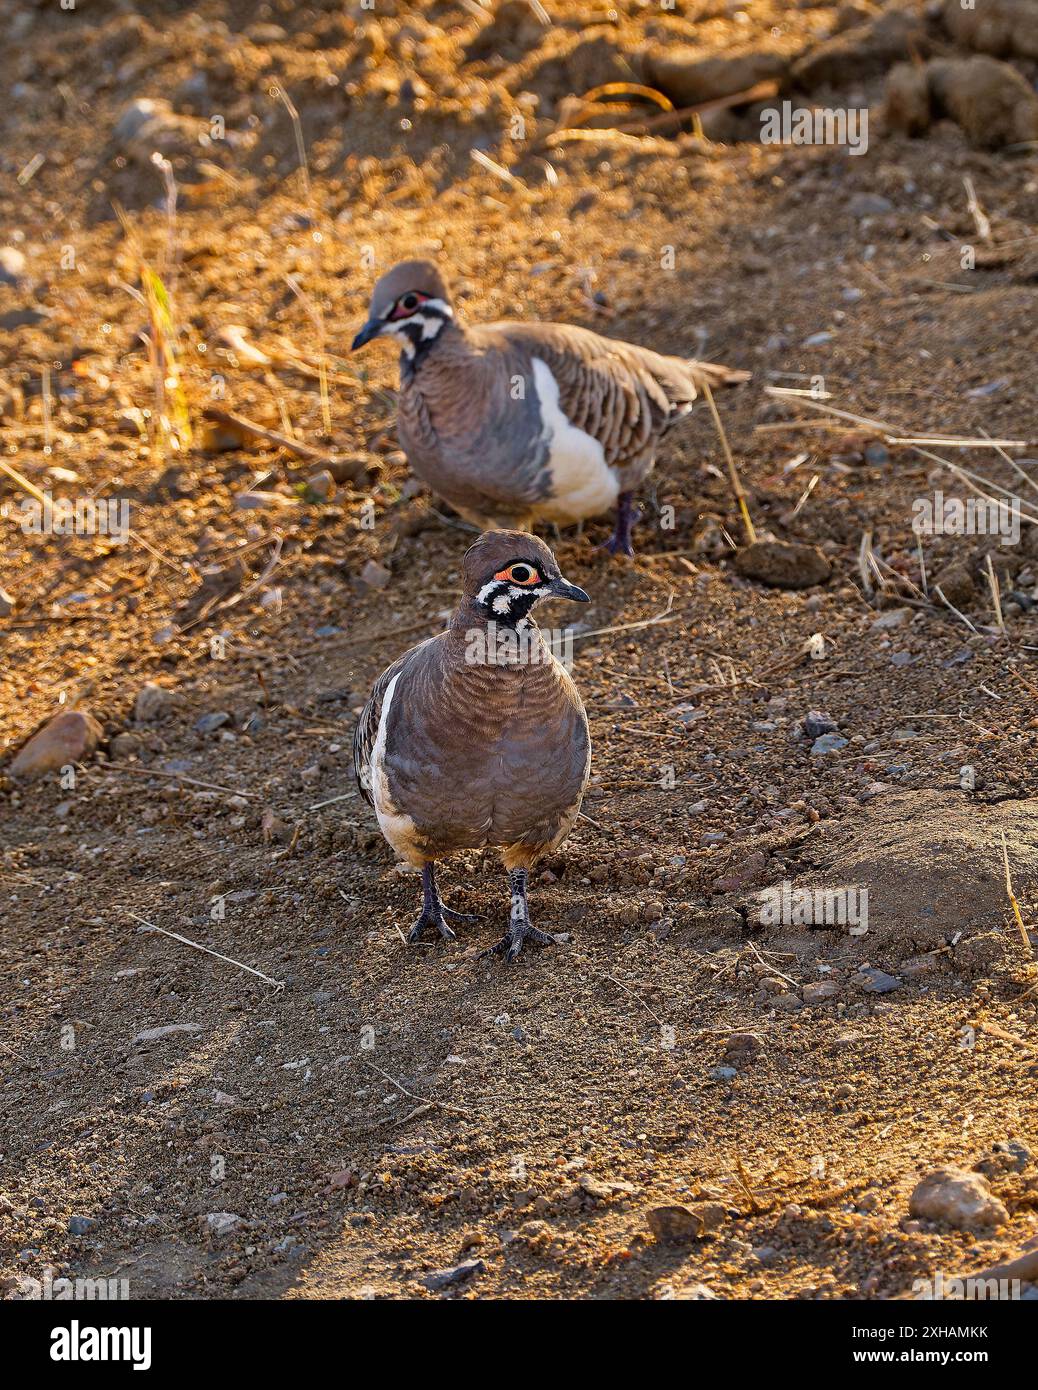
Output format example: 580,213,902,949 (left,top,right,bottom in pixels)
531,357,619,522
370,672,422,863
